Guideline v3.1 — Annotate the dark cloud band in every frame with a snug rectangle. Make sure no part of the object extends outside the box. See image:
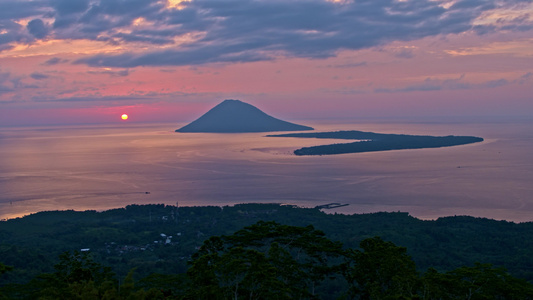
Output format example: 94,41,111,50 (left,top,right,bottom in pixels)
3,0,532,67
